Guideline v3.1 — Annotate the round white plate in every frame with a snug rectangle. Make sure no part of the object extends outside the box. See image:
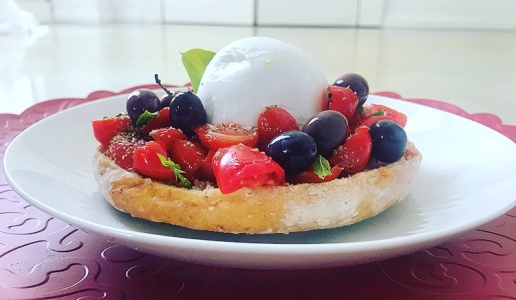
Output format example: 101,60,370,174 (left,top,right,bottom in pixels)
4,94,516,270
